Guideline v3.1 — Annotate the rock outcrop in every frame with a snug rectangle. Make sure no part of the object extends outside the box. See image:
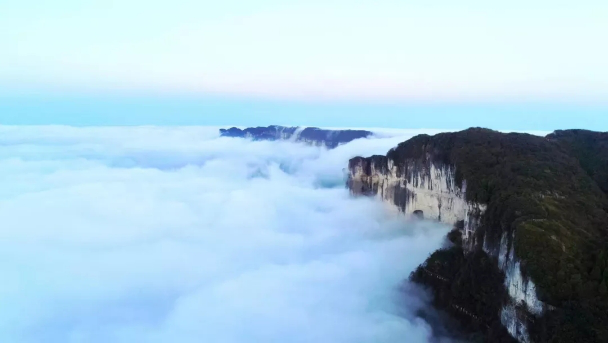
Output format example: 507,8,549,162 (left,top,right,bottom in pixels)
348,151,536,342
348,128,608,343
220,125,373,149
